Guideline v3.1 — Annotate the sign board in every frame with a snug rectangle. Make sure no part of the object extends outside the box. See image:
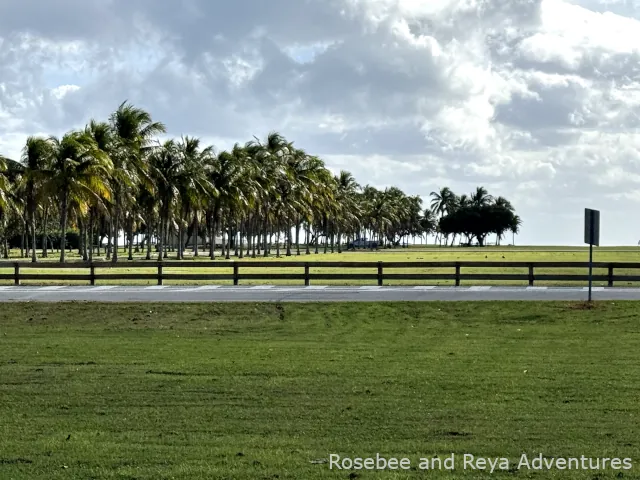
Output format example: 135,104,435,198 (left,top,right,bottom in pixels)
584,208,600,246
